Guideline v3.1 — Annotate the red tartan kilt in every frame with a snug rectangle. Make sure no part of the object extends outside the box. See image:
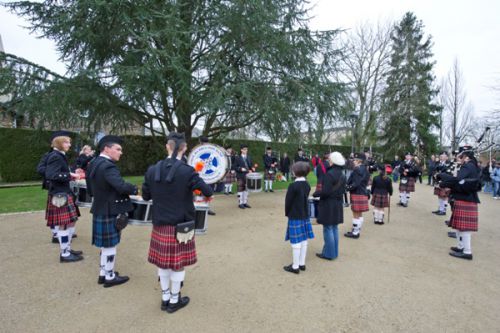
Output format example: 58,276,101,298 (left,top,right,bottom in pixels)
350,194,369,212
224,171,236,184
370,193,389,208
45,195,79,227
450,200,478,232
433,186,450,198
264,170,276,181
148,225,197,270
399,177,416,192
